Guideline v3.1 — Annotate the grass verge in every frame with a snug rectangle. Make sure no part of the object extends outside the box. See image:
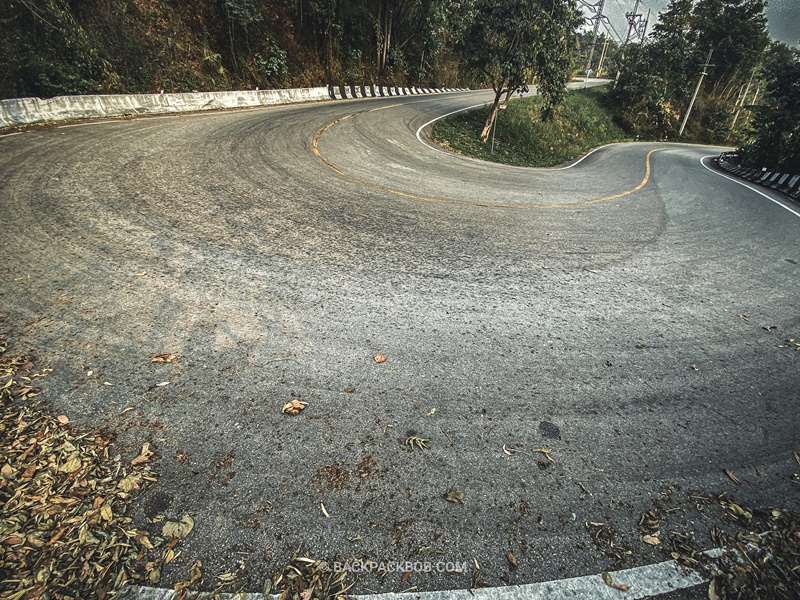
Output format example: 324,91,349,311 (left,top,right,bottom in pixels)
431,85,627,167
